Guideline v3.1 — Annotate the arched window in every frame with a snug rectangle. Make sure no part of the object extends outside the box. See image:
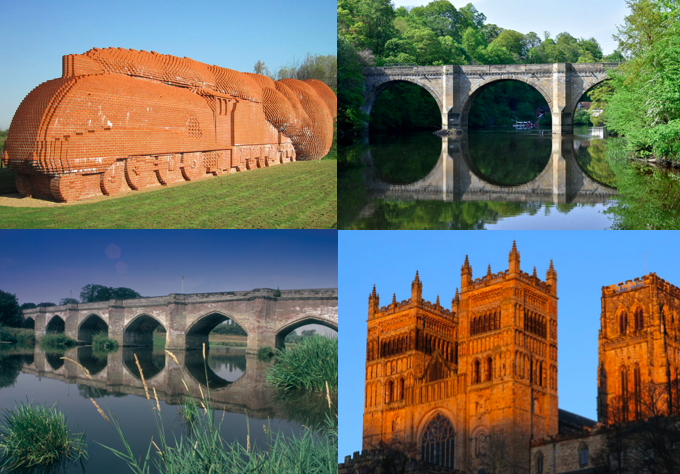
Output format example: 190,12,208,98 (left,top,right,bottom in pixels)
619,311,628,335
486,357,493,382
634,307,644,331
399,378,405,401
535,451,544,474
579,443,589,467
473,359,481,384
421,414,455,469
386,380,394,404
633,364,641,419
621,367,628,421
